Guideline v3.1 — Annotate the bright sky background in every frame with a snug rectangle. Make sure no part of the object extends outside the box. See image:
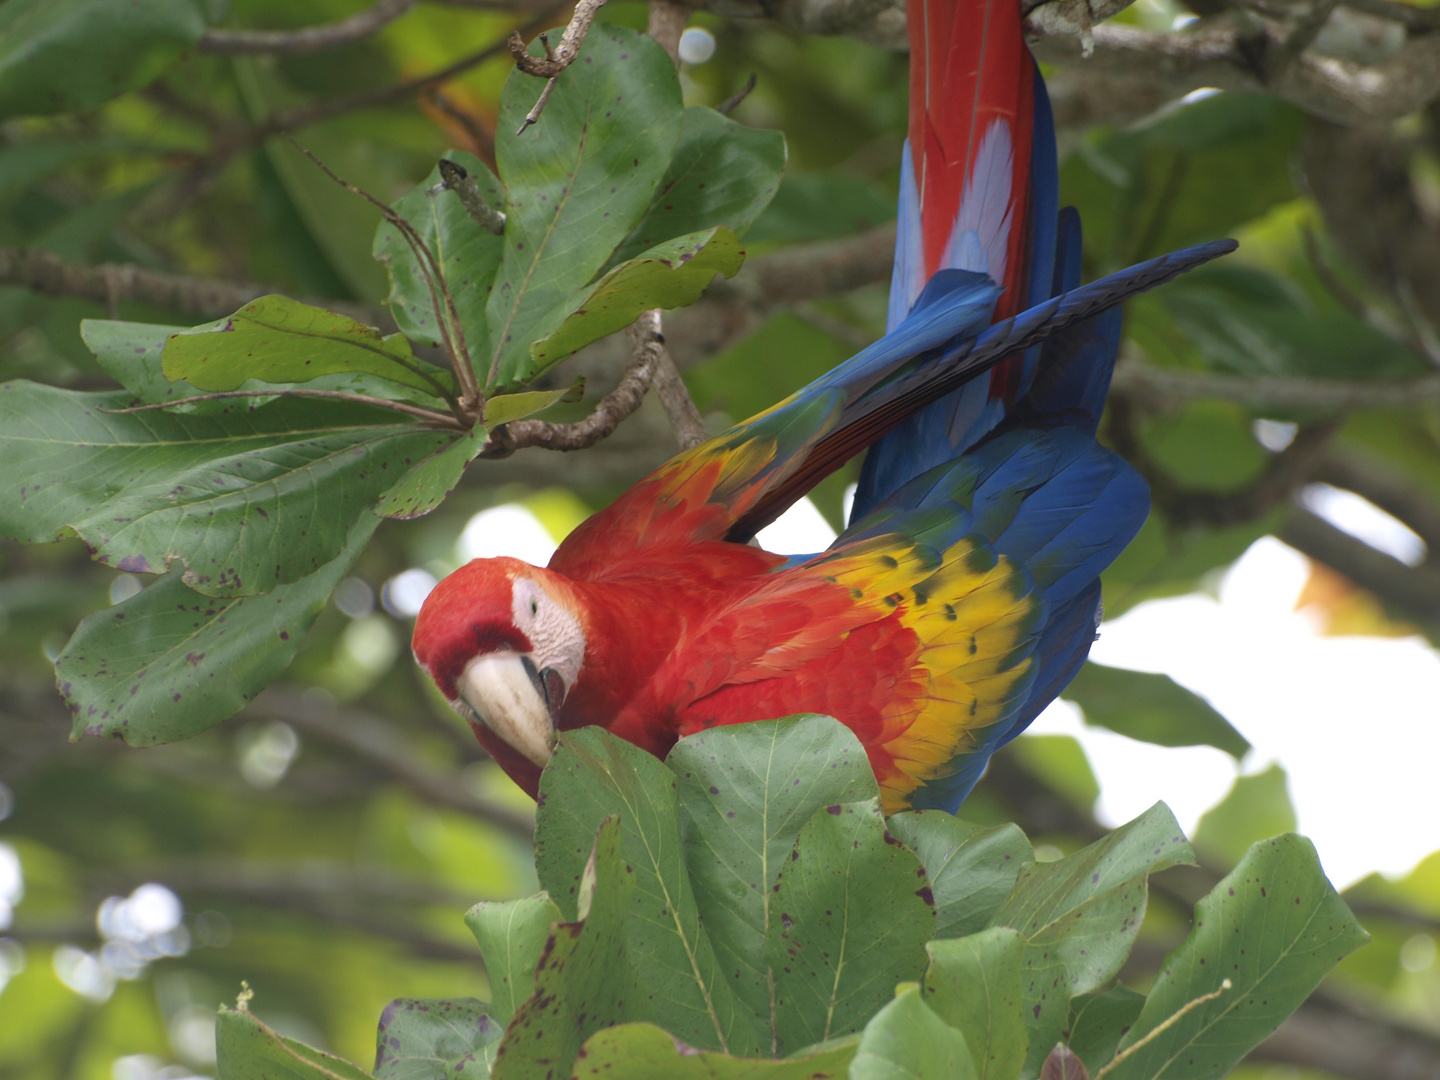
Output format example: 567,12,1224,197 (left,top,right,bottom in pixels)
420,492,1440,891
